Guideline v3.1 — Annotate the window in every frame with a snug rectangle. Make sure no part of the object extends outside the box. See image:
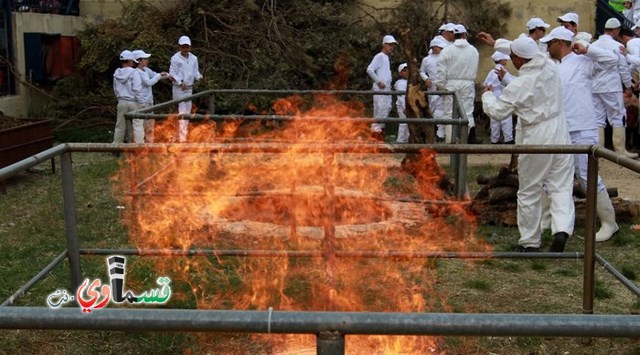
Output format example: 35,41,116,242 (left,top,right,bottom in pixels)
0,0,14,96
24,33,80,83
